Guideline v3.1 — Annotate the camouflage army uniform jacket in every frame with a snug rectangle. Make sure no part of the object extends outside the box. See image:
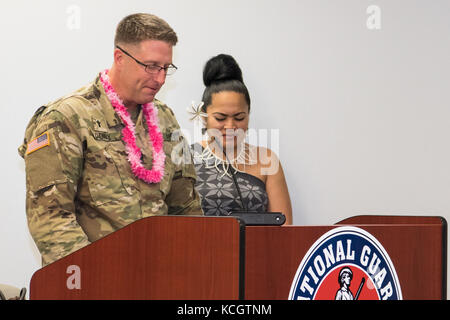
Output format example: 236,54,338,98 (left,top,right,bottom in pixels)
18,75,202,266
